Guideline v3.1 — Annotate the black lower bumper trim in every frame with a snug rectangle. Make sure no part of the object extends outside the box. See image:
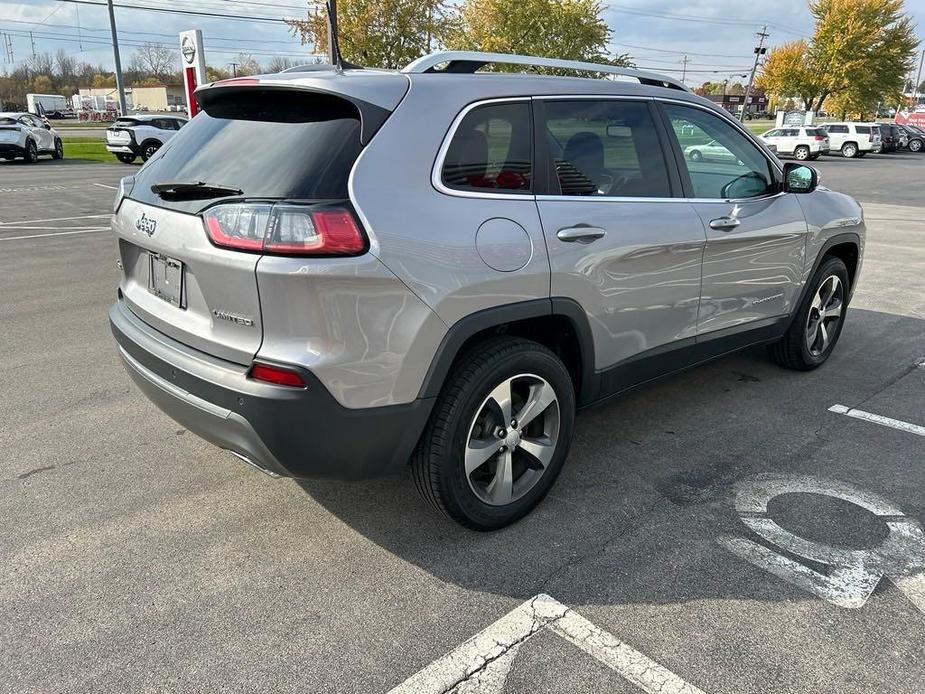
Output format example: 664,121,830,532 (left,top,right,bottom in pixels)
109,300,434,480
